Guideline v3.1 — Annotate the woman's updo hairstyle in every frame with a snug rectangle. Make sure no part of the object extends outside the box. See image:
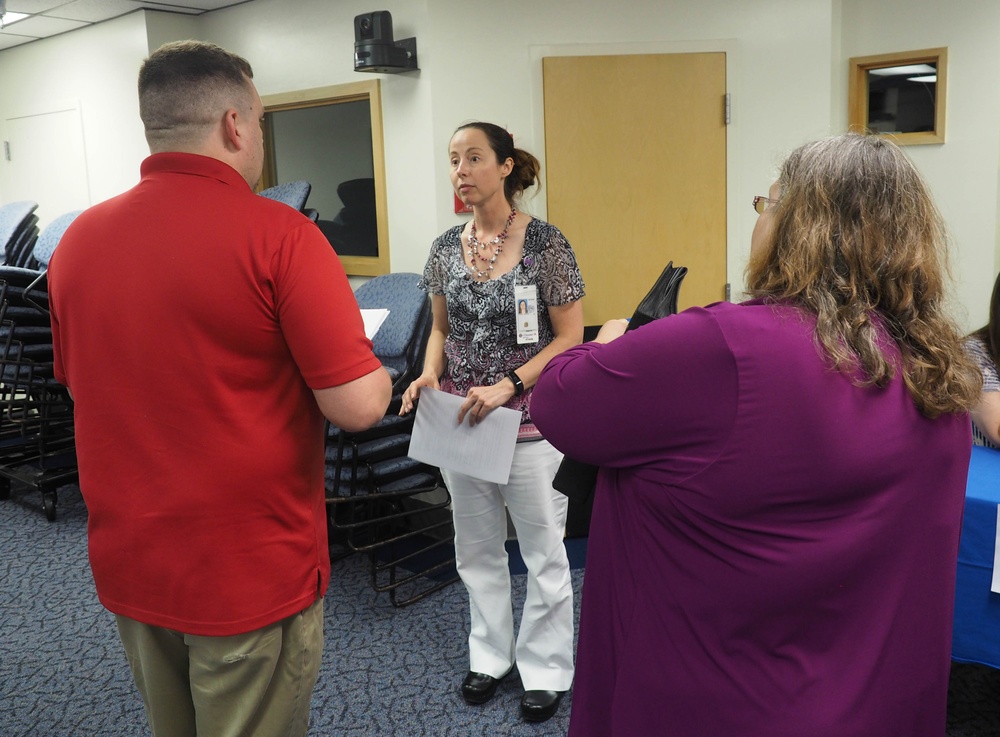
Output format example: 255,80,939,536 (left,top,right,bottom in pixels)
455,121,541,204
